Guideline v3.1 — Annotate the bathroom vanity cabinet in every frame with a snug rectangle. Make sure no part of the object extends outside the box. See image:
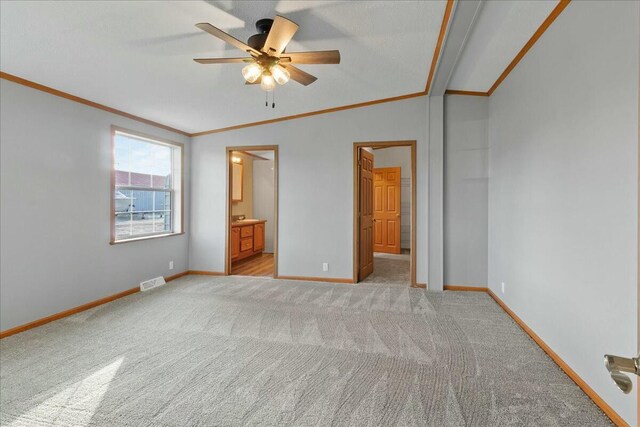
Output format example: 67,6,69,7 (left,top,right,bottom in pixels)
231,220,266,262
